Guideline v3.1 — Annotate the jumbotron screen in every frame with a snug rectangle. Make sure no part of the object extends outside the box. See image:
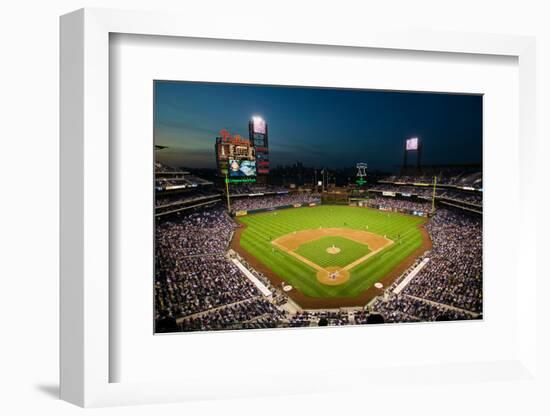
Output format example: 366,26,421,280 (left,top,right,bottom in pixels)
406,137,419,150
228,159,257,177
252,117,266,134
